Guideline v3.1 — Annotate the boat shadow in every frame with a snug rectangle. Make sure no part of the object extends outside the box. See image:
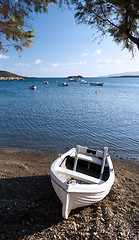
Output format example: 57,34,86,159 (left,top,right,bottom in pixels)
0,175,63,239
